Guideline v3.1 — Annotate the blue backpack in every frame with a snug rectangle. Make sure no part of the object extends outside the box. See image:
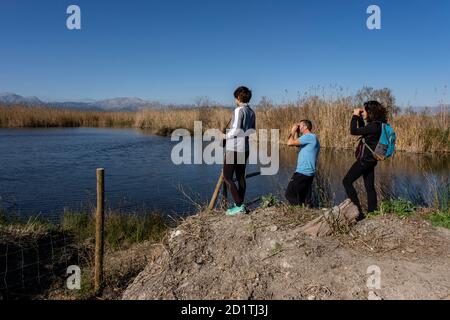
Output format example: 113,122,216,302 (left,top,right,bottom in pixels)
363,123,396,161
